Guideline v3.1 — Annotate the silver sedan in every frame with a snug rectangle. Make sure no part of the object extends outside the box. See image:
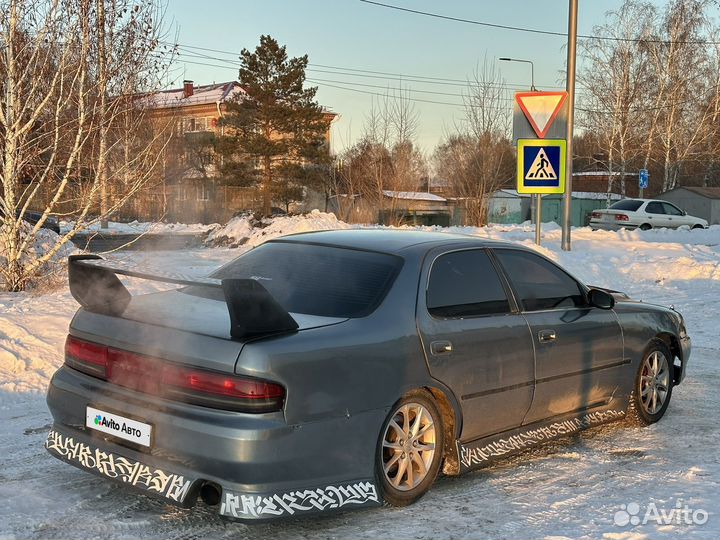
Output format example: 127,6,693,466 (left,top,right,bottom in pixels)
590,199,708,231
